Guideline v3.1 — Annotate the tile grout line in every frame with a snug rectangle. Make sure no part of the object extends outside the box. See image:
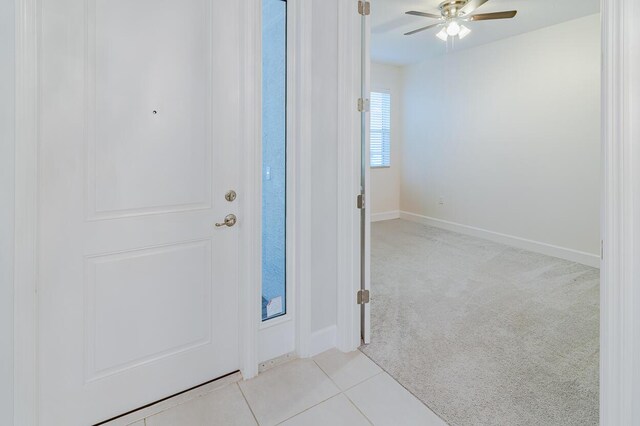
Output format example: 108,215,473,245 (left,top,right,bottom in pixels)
311,356,379,393
341,370,385,393
311,358,335,383
311,355,379,426
237,382,261,426
273,393,342,425
271,359,343,425
341,384,376,426
353,352,451,426
342,394,375,426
